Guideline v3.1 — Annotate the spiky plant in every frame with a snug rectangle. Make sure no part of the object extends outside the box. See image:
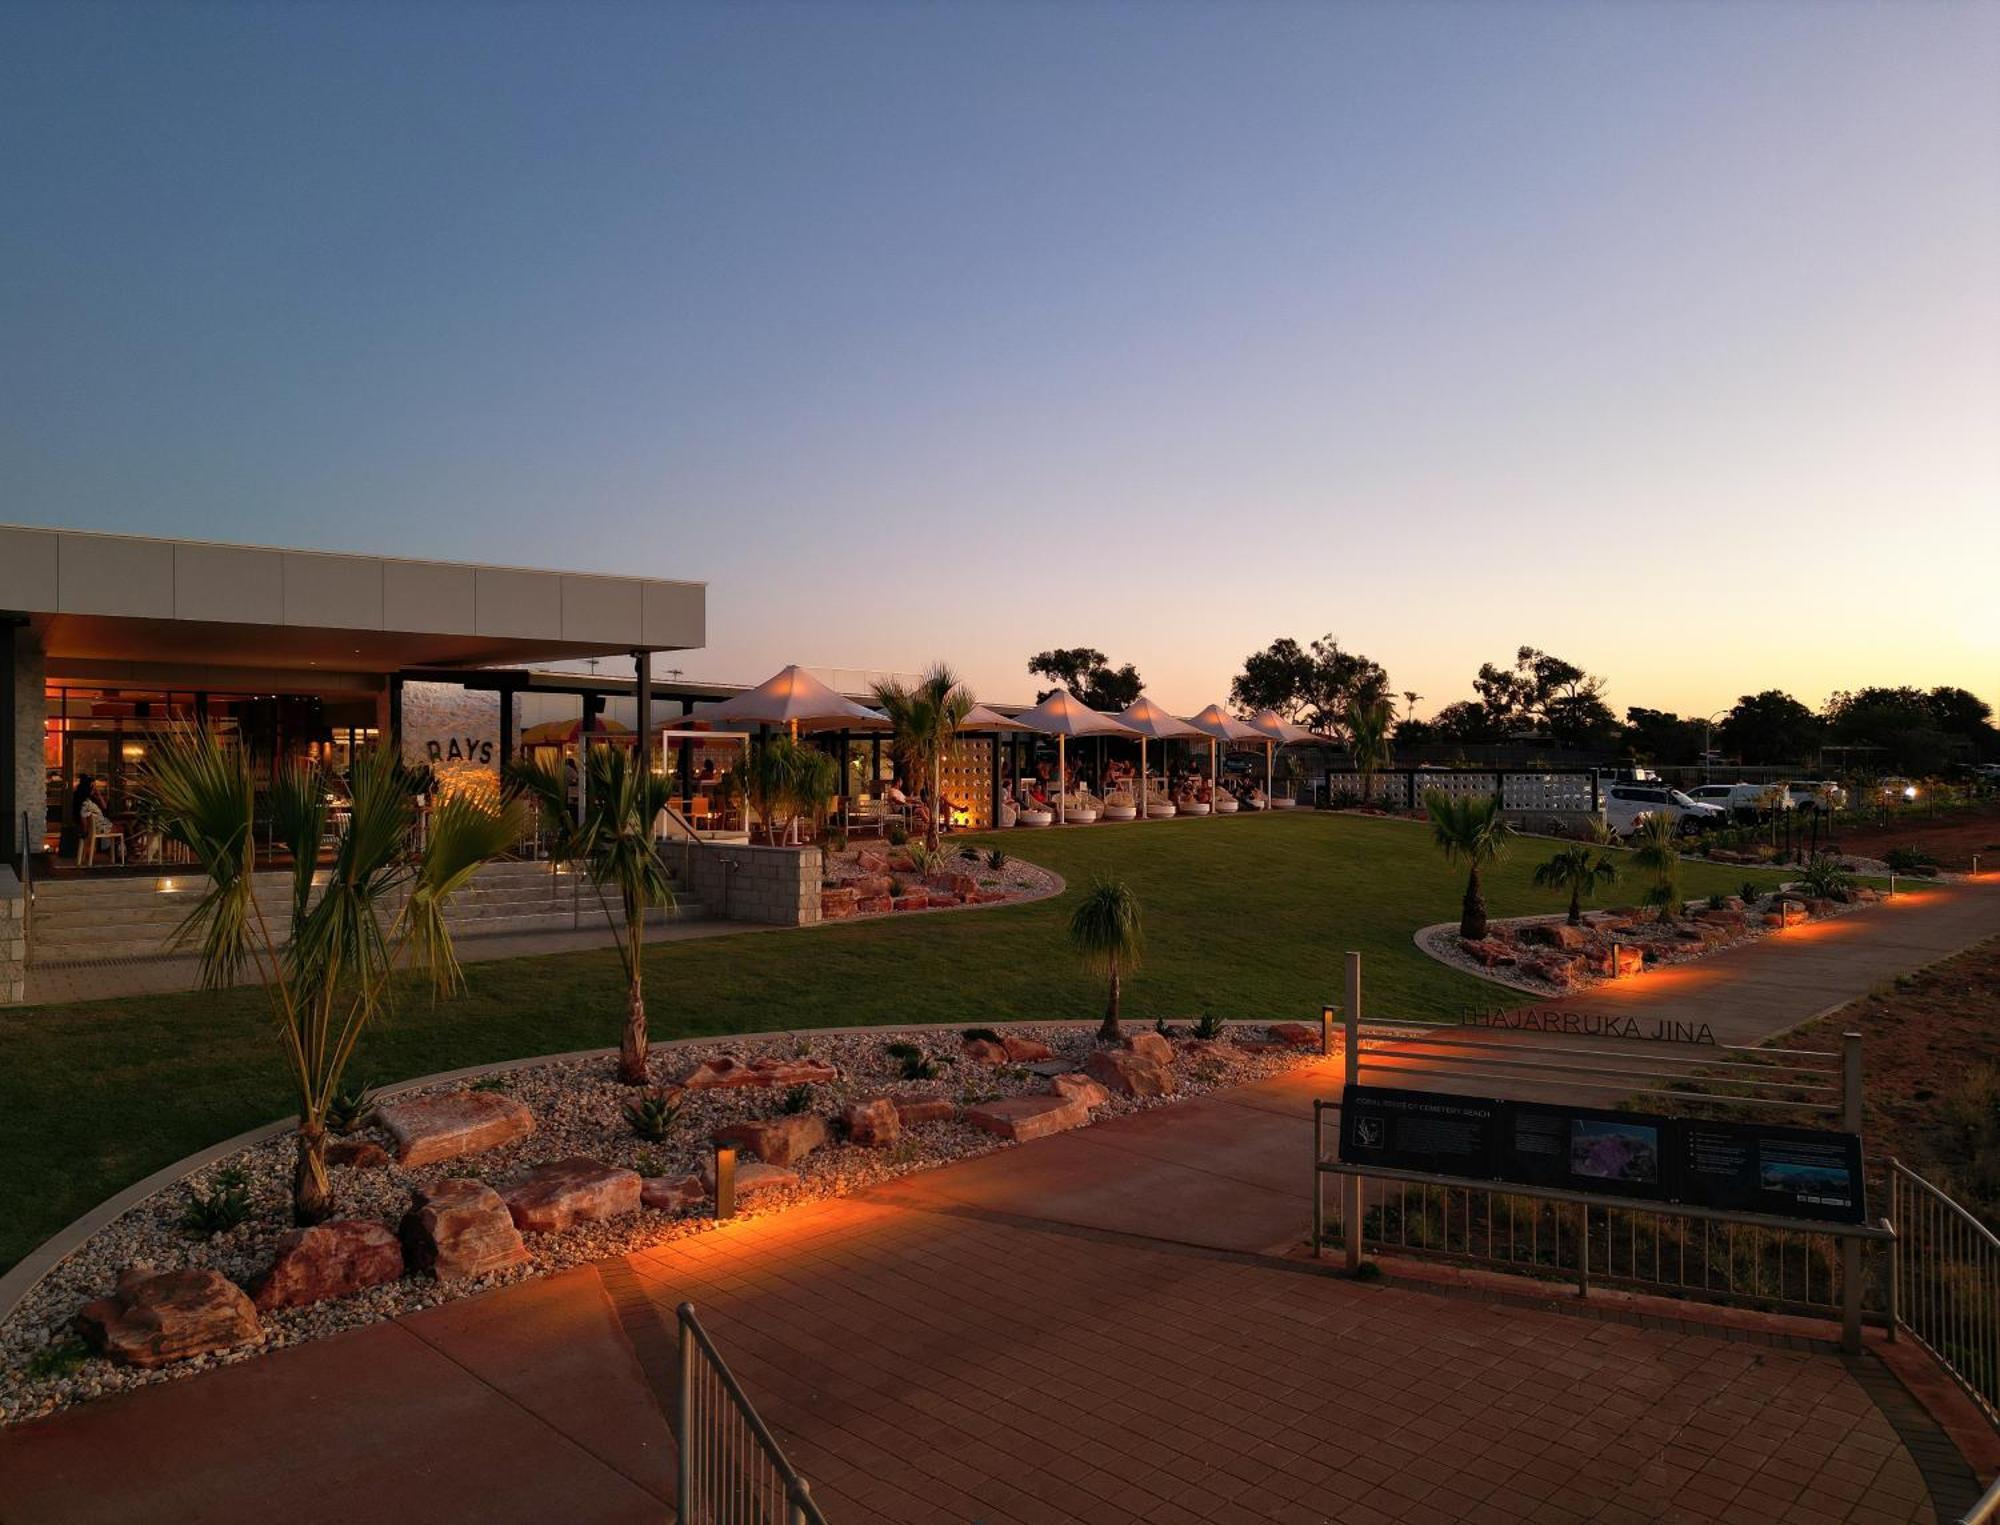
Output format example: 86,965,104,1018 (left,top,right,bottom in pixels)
1531,843,1620,925
624,1089,685,1142
870,664,974,852
1423,788,1513,940
144,729,522,1223
1069,876,1143,1042
506,744,673,1084
1628,811,1683,922
1345,696,1396,805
